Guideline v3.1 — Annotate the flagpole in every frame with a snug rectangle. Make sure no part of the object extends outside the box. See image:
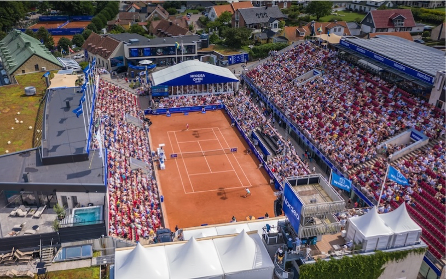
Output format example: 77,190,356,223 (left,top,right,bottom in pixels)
81,101,88,142
377,164,390,208
328,168,333,186
181,40,184,62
